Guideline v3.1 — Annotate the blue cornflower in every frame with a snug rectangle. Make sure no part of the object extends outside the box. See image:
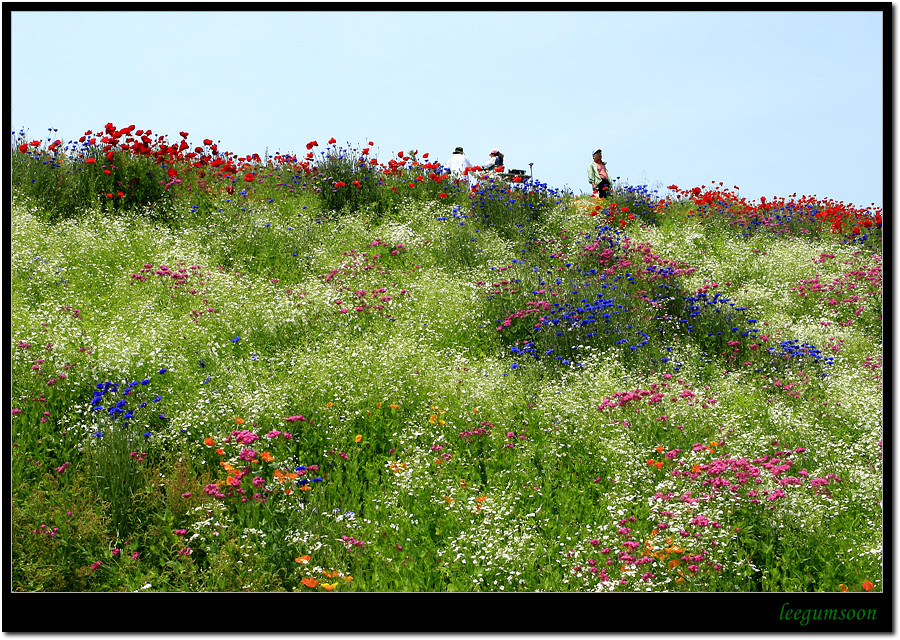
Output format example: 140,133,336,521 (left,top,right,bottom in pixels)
232,336,241,343
93,432,104,438
159,368,168,374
